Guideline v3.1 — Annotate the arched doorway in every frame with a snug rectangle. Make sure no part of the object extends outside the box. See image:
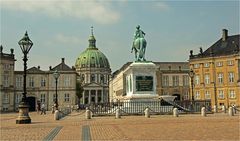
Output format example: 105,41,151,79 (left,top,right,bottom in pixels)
27,97,36,111
172,94,181,101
